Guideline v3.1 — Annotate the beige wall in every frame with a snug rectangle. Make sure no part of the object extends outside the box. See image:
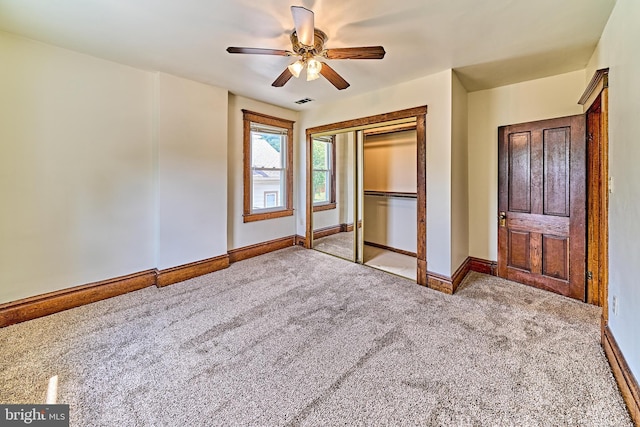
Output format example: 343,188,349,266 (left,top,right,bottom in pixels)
586,0,640,380
363,130,417,253
451,72,469,271
466,70,585,261
299,70,454,275
156,72,228,269
0,32,154,303
363,196,417,254
0,32,233,303
337,132,355,226
227,94,299,249
363,130,417,192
